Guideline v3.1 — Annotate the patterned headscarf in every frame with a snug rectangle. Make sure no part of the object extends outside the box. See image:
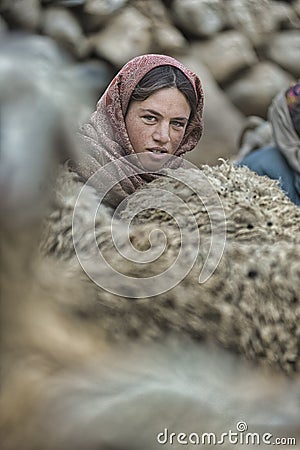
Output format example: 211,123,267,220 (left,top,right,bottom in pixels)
71,54,204,207
268,80,300,173
286,82,300,137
